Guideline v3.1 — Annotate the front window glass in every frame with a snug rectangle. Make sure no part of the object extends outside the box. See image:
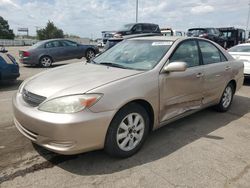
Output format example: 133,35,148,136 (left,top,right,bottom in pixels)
93,40,172,70
228,45,250,52
169,40,200,67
